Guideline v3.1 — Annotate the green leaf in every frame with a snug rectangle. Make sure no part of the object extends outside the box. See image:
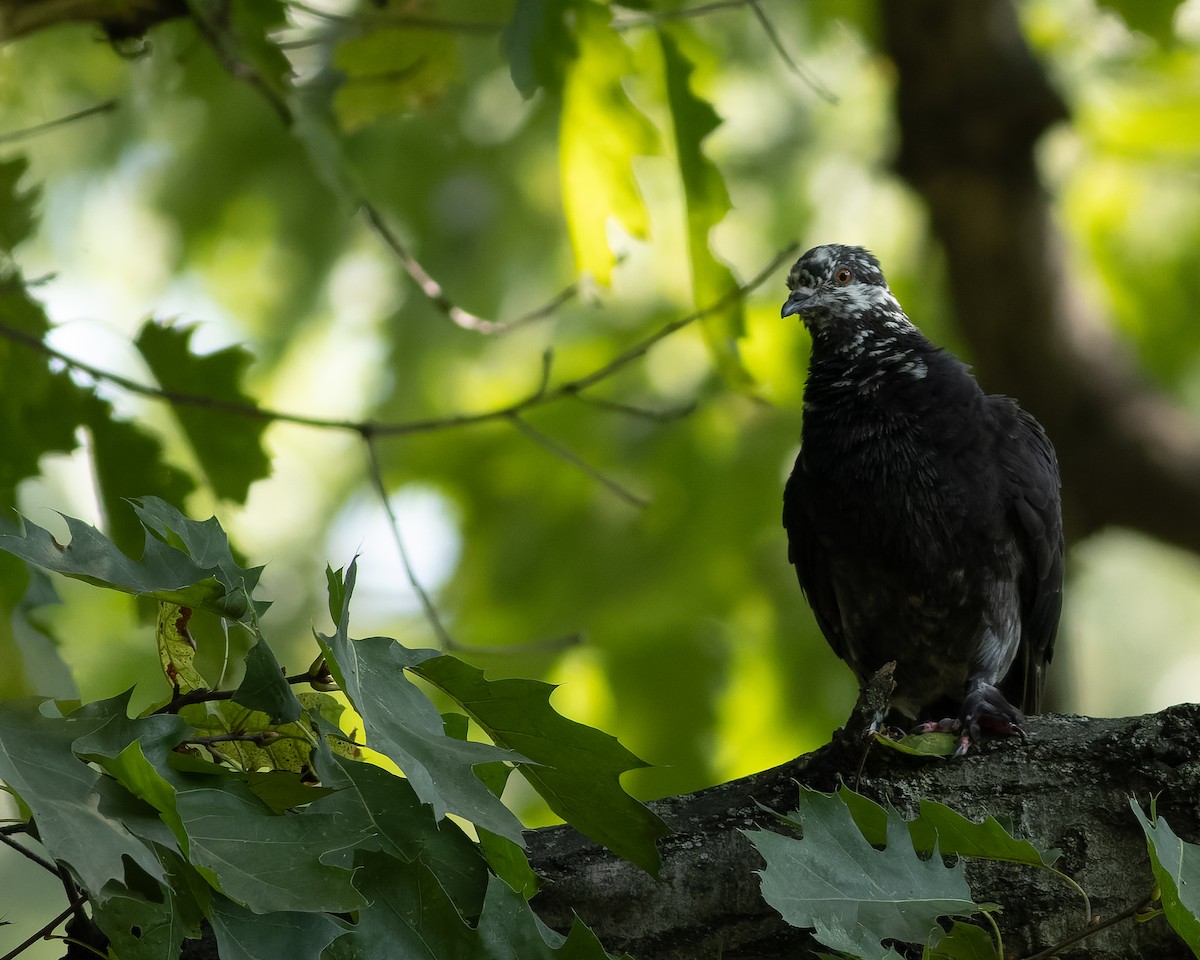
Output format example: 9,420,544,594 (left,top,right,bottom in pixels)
503,0,576,97
84,408,195,557
210,894,347,960
1095,0,1185,44
475,762,540,899
558,1,657,284
747,789,989,960
311,742,489,917
234,639,303,723
0,155,39,253
0,505,263,623
134,321,270,503
659,30,749,384
316,561,526,843
0,698,167,897
874,731,959,757
909,799,1060,868
1131,798,1200,953
925,920,998,960
93,861,205,960
326,853,618,960
0,274,91,511
333,27,460,131
415,654,670,876
176,781,368,913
